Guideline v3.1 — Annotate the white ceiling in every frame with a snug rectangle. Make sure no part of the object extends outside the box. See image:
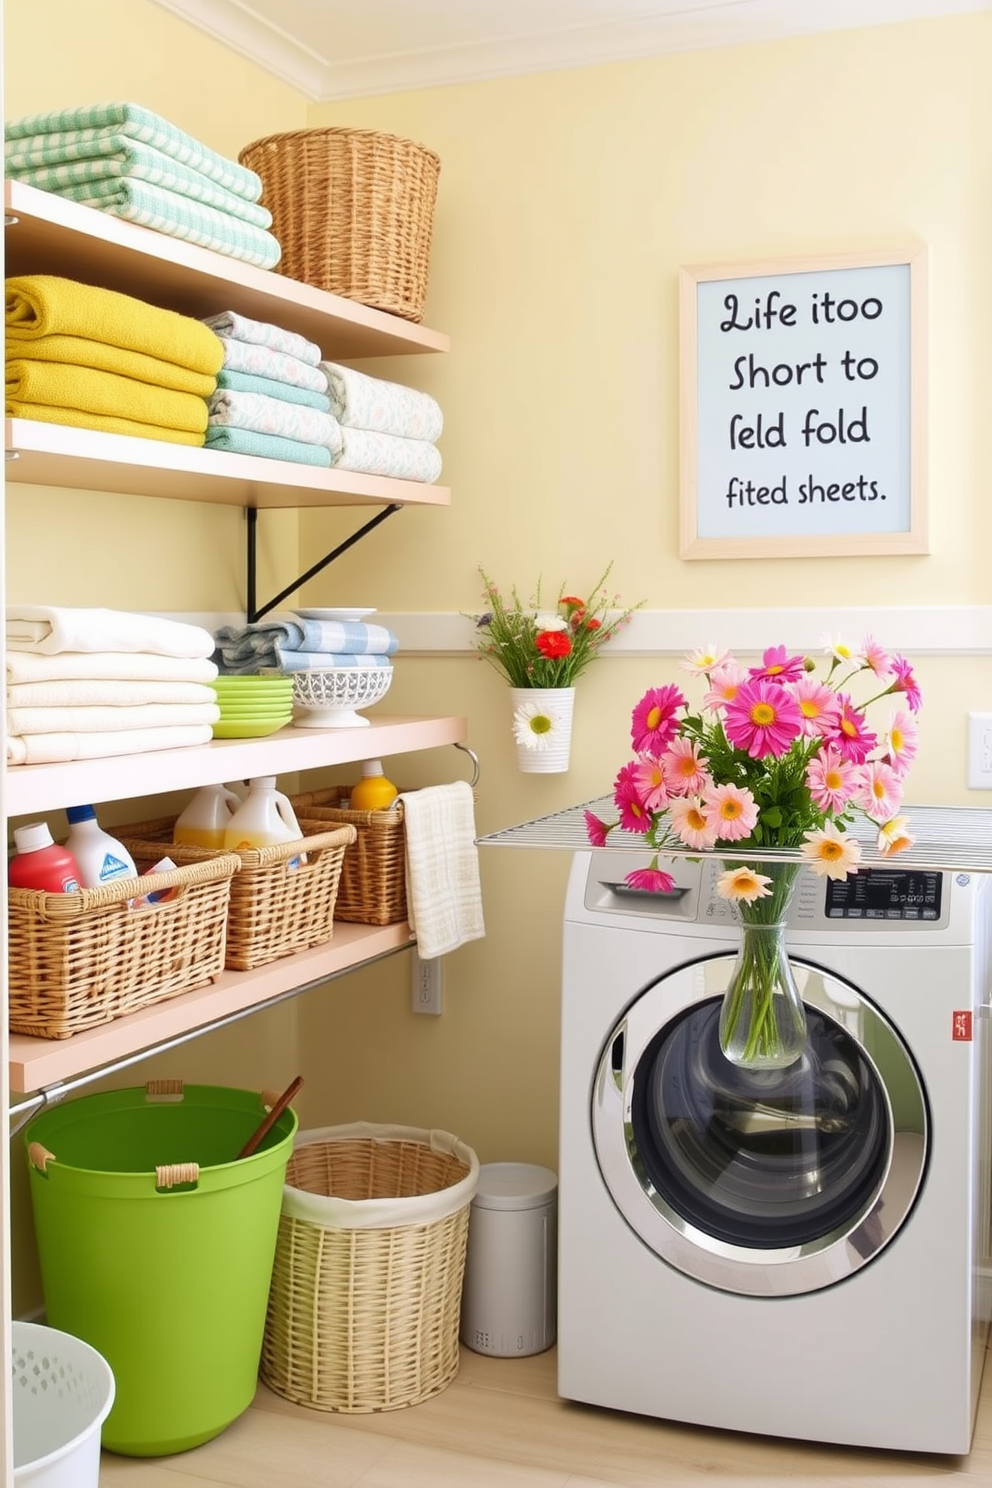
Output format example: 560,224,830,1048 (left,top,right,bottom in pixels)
151,0,991,101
